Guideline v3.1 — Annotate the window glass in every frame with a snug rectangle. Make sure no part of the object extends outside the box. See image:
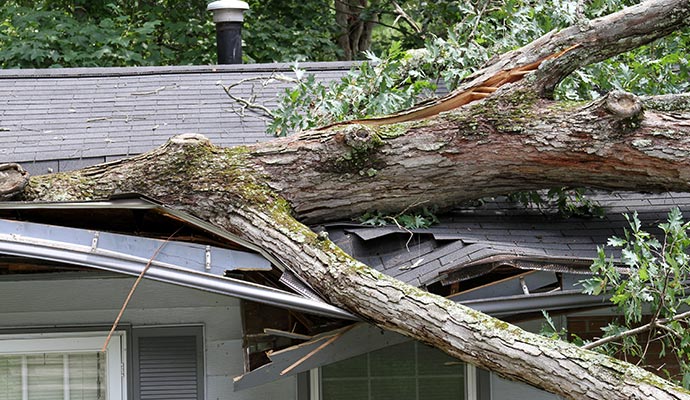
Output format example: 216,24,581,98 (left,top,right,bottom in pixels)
0,333,123,400
321,341,465,400
0,352,106,400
